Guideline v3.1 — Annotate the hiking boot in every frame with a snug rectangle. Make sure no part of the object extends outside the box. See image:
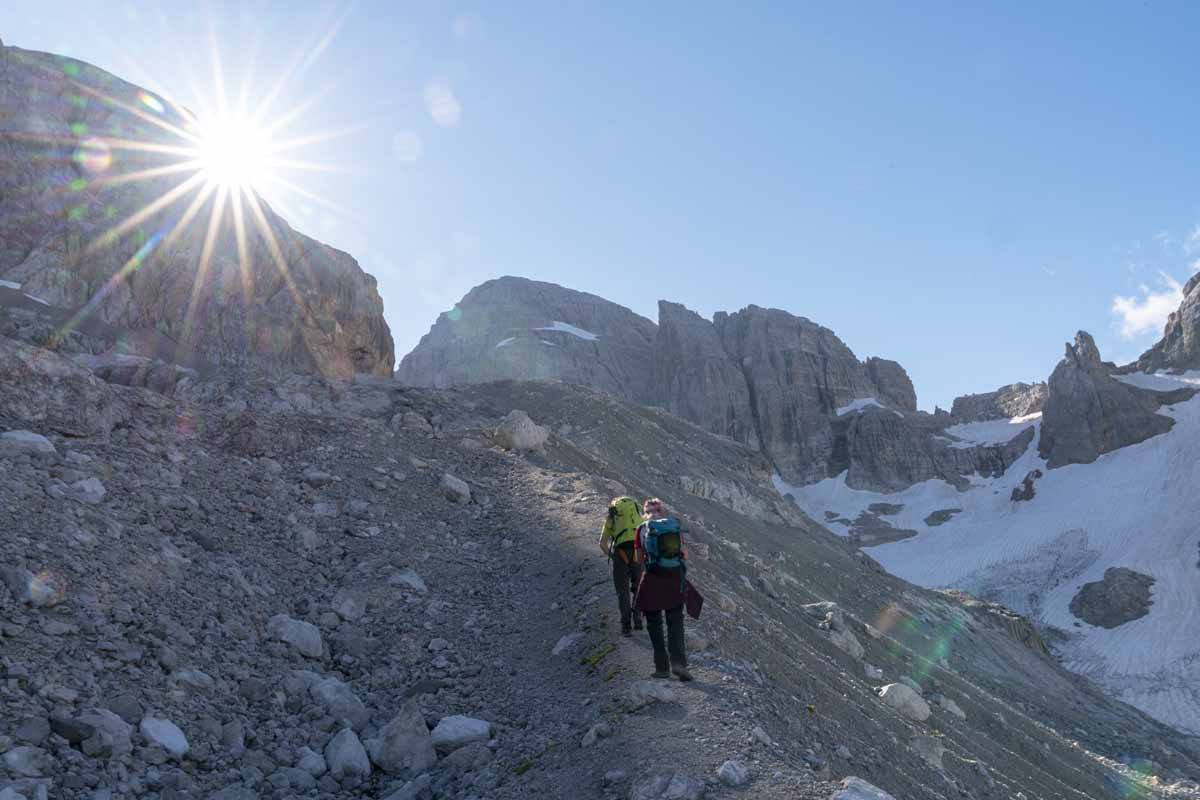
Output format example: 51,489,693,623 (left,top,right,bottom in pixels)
621,621,633,637
672,665,693,682
652,670,672,680
632,614,644,631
